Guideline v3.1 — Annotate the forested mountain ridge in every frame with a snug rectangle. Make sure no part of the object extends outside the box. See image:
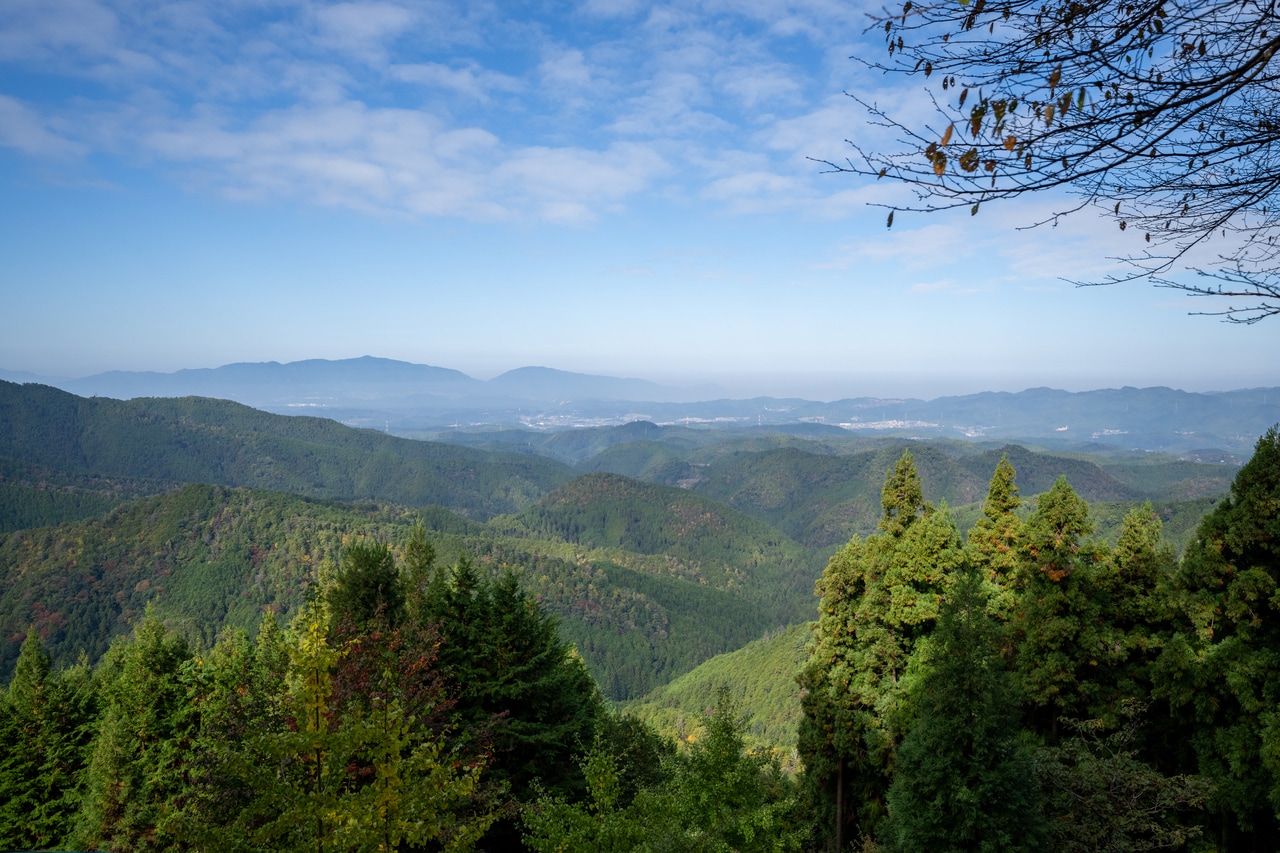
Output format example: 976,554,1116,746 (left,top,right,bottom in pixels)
0,482,782,701
690,441,1233,549
11,357,1278,453
499,472,818,612
625,622,811,758
0,381,572,519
